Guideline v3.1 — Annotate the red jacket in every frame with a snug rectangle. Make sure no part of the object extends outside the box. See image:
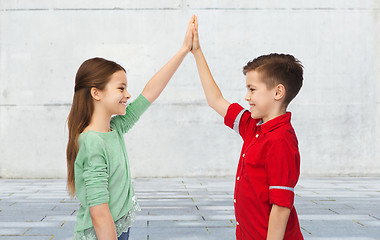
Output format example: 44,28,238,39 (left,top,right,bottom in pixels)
224,103,304,240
